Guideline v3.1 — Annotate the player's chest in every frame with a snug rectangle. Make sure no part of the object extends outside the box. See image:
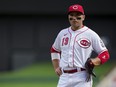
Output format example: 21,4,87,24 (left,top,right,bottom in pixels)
60,33,91,49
